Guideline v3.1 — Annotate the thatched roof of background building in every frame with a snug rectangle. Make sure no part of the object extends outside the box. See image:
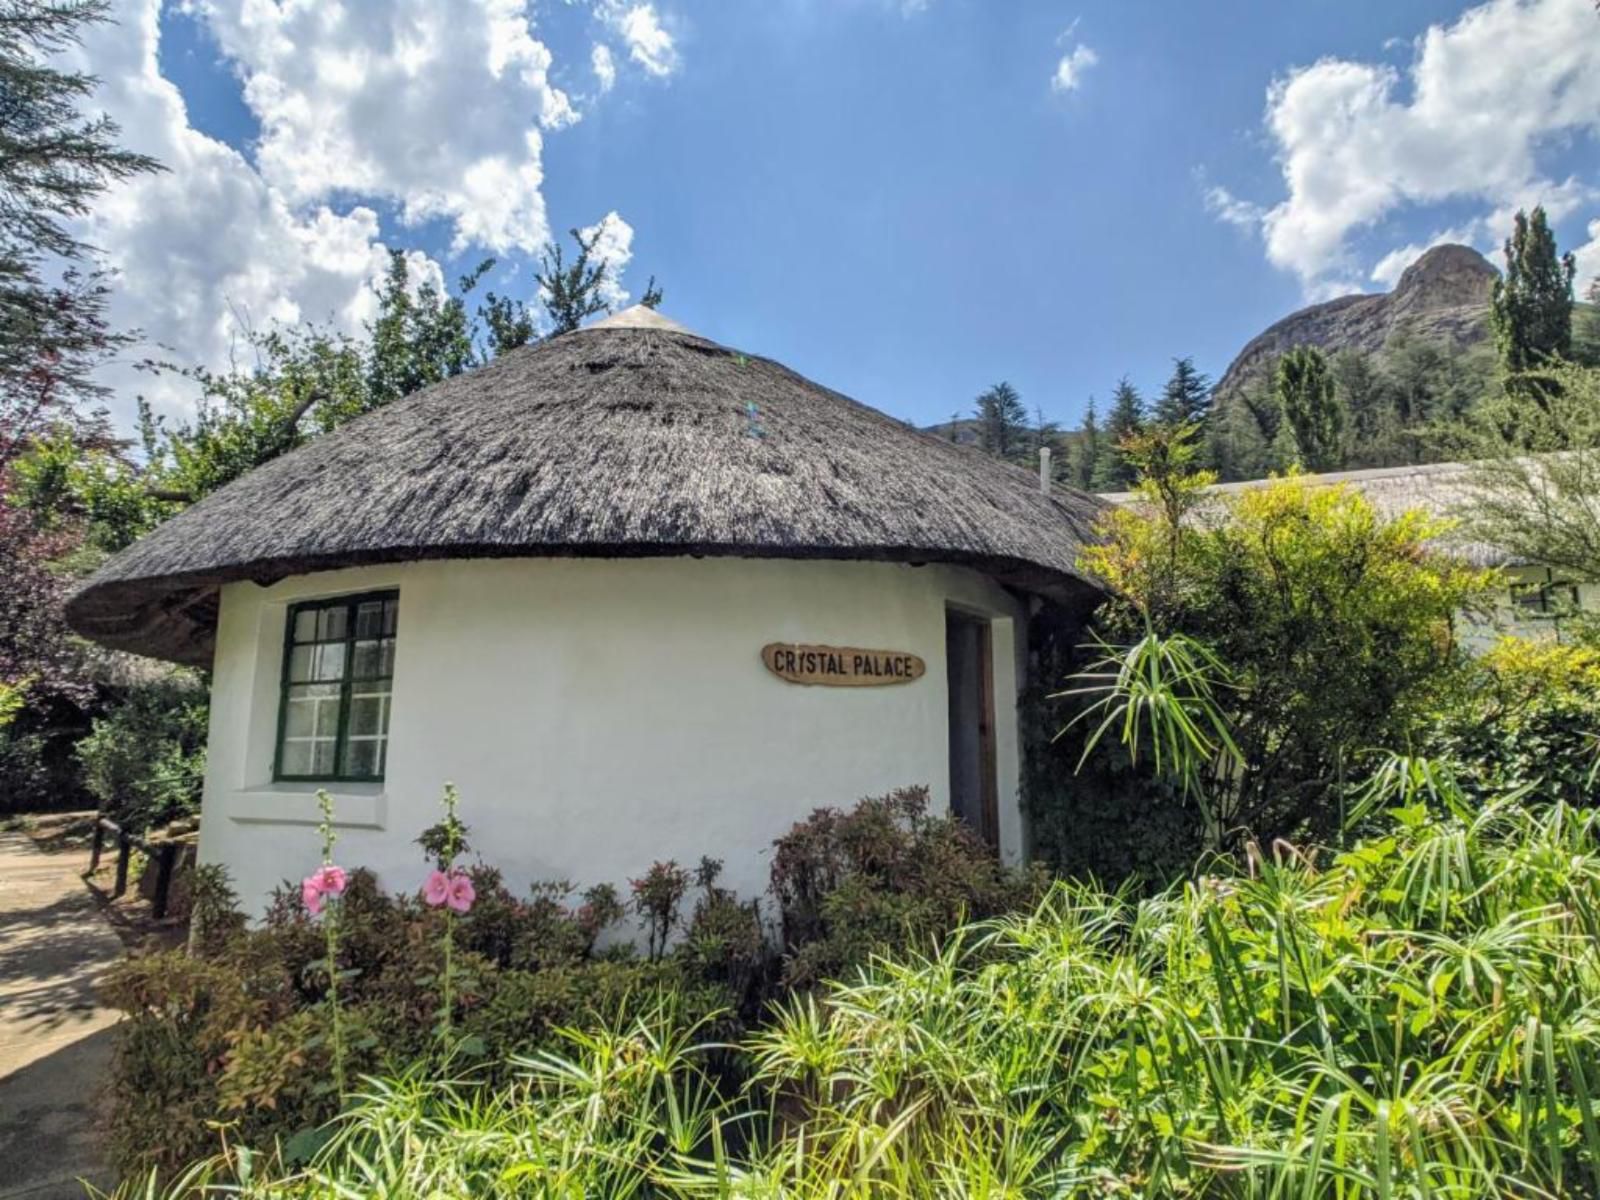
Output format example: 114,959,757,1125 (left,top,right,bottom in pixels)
69,307,1109,665
1101,460,1509,567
